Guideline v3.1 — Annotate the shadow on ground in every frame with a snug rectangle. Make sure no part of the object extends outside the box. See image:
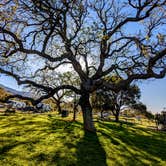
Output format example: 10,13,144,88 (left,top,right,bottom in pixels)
0,114,166,166
75,131,107,166
48,116,107,166
98,121,166,165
